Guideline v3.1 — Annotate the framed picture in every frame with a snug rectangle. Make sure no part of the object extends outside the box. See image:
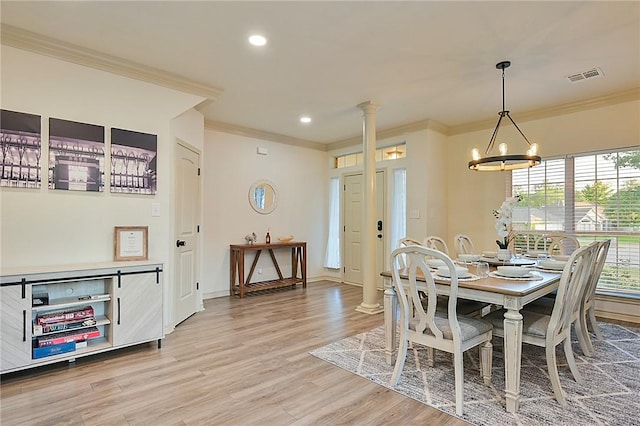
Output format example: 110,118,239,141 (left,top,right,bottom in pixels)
114,226,148,261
